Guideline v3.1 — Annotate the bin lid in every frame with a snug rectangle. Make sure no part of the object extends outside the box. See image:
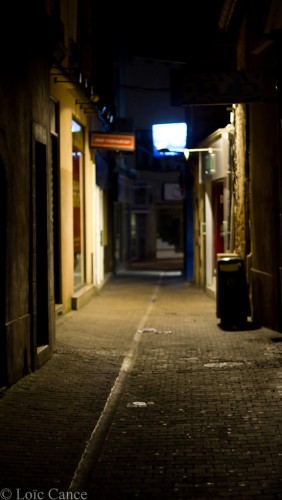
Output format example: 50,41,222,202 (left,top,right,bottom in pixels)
217,253,239,259
219,262,242,272
217,253,244,269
